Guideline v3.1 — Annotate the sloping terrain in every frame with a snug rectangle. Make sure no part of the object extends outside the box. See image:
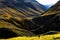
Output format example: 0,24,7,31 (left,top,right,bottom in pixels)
0,0,60,39
24,1,60,34
0,0,43,39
